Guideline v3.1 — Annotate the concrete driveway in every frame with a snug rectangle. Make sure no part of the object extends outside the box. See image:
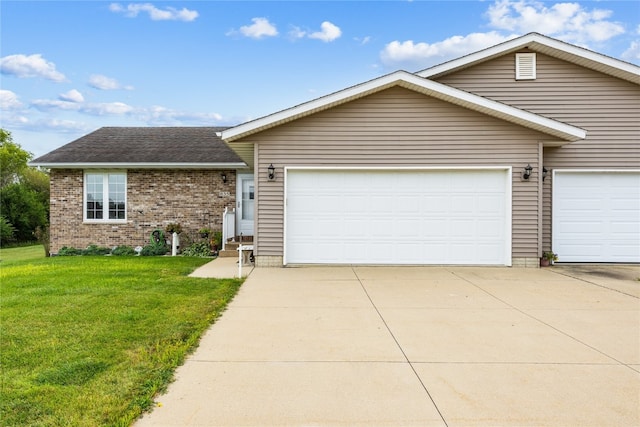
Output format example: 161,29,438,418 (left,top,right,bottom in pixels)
136,265,640,427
